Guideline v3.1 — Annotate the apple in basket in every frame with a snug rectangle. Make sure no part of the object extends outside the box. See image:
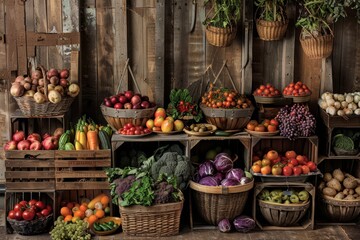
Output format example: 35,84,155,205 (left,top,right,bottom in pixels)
42,136,58,150
48,90,62,104
17,140,31,150
27,133,41,143
4,140,17,150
